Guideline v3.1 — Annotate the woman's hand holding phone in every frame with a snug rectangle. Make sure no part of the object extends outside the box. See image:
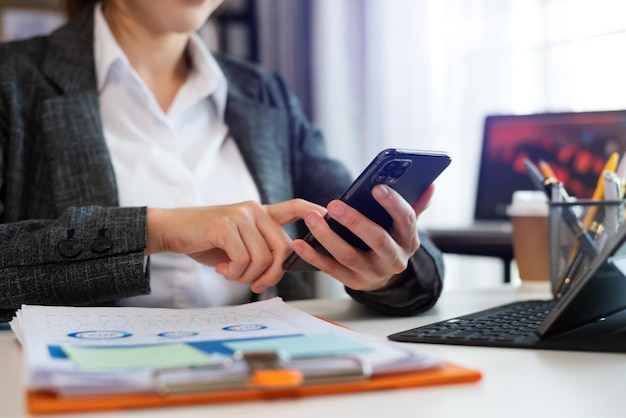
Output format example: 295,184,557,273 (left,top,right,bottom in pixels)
290,182,436,292
283,149,451,278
